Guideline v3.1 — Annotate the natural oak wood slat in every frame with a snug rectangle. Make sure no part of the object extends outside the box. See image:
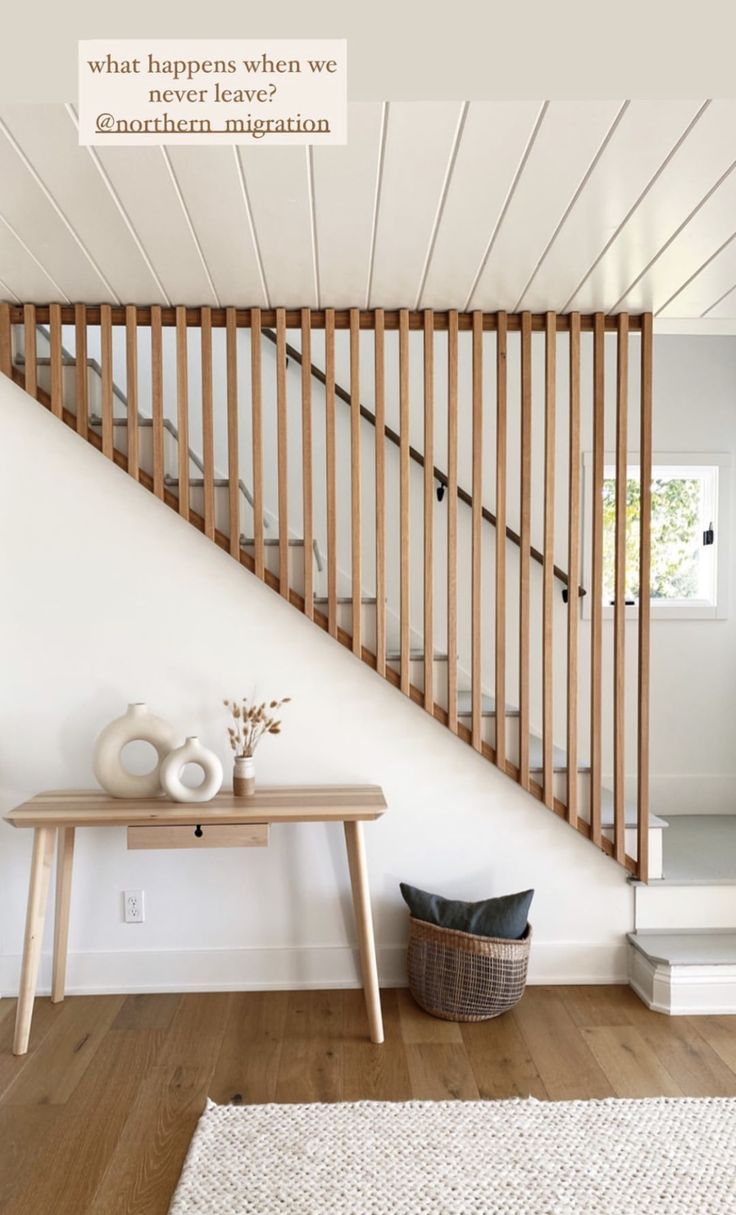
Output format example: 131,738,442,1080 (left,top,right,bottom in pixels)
301,309,314,621
100,304,113,460
10,305,648,332
614,312,629,863
23,304,37,398
151,305,165,500
518,311,532,789
495,312,508,770
638,313,653,881
447,310,459,734
49,303,64,422
374,309,386,678
399,308,411,696
175,306,189,519
423,310,434,711
471,311,483,751
325,308,338,637
0,301,11,376
566,313,581,827
125,305,138,479
74,304,89,440
227,310,244,541
590,313,605,847
201,306,215,540
250,307,265,579
542,311,556,808
276,307,289,598
350,308,362,654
